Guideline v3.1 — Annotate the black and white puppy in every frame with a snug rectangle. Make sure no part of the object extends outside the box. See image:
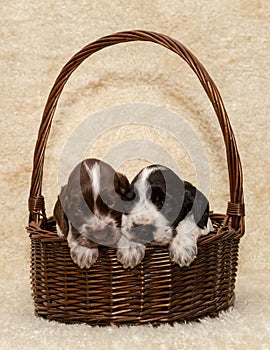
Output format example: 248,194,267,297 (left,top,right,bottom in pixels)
54,158,132,269
117,164,213,269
